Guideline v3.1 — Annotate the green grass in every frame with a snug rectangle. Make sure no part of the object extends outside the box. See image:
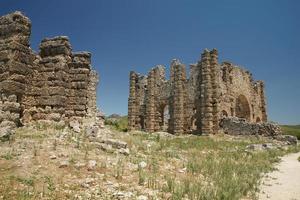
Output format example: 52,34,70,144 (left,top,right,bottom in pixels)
281,125,300,139
105,116,128,132
125,133,300,200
